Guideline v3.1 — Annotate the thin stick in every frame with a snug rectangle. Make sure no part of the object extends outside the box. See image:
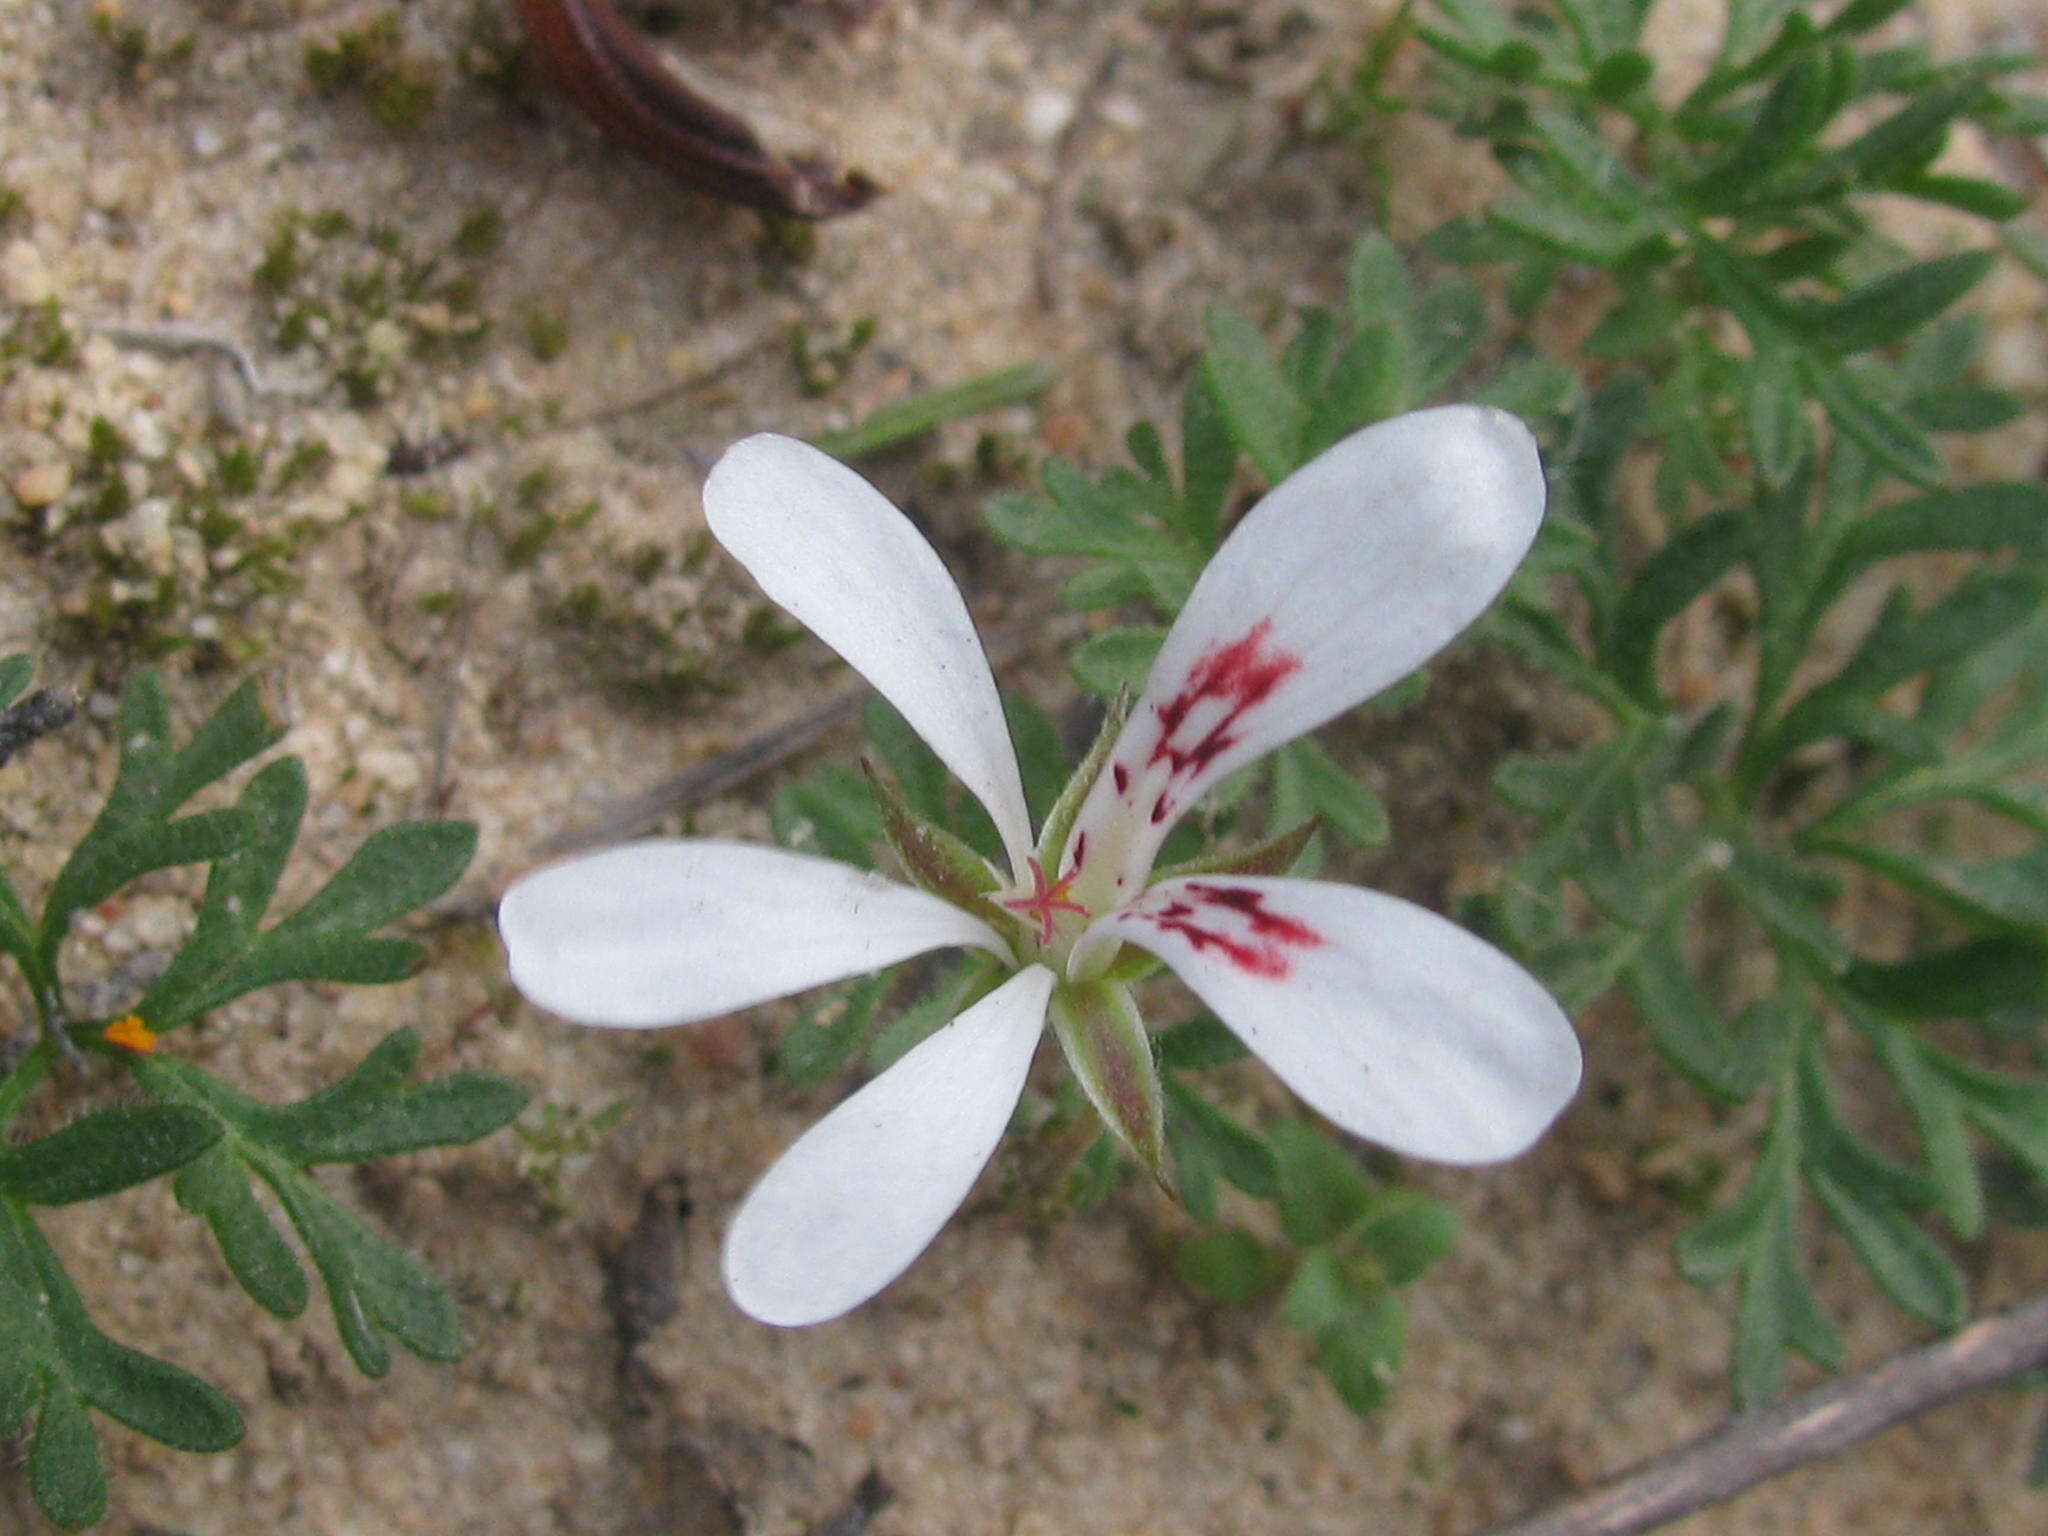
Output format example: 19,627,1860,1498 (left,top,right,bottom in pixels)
532,613,1086,860
535,681,868,857
1469,1290,2048,1536
85,320,320,399
0,687,78,769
